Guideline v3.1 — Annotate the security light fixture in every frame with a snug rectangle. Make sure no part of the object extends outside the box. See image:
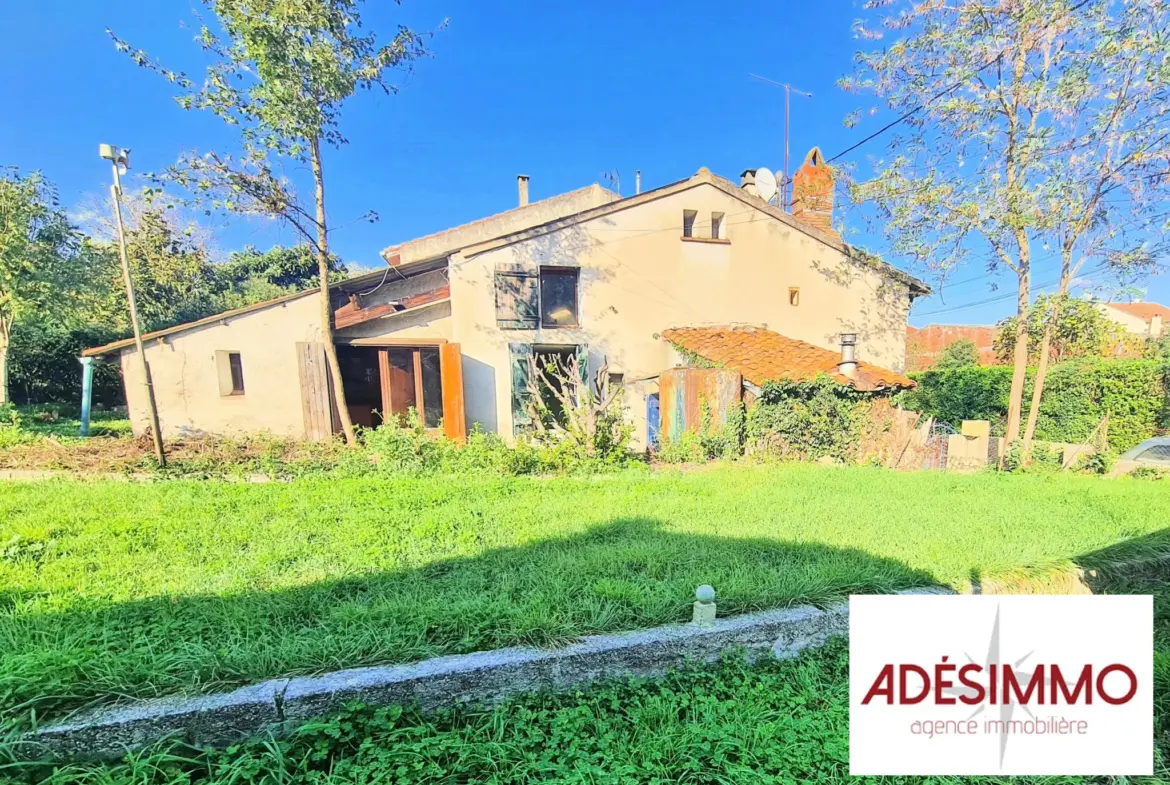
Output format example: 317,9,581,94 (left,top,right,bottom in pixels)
99,143,131,170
